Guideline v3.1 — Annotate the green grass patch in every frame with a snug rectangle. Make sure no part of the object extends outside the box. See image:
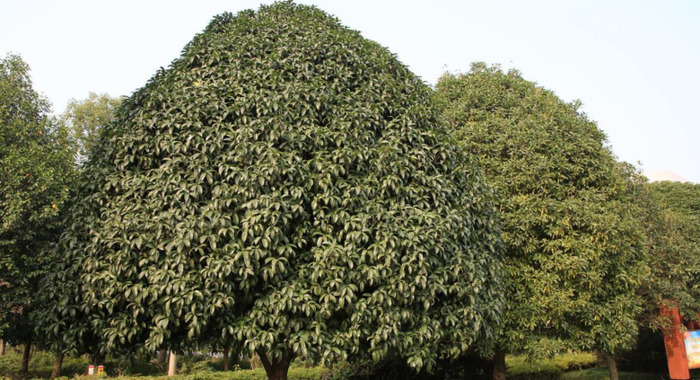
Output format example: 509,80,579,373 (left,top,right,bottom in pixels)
0,347,329,380
0,349,671,380
560,367,667,380
1,347,90,379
